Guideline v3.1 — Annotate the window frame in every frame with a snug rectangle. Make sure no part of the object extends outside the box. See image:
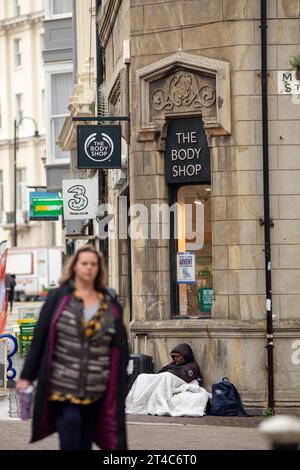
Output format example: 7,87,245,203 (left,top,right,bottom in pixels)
13,0,21,17
40,33,45,64
45,62,73,164
16,168,27,211
41,89,45,129
169,181,213,319
14,38,22,68
15,93,23,122
45,0,72,20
